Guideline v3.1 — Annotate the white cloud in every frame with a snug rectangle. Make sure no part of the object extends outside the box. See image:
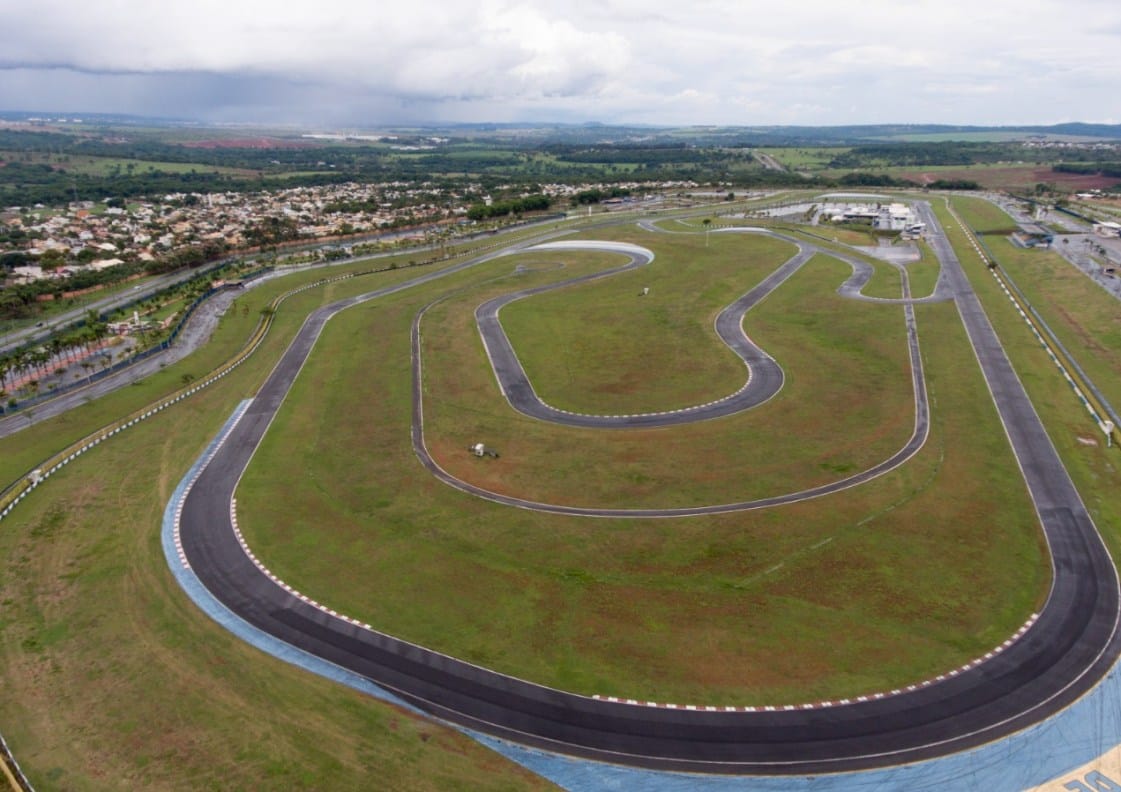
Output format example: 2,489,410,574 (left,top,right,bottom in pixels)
1,0,1119,125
